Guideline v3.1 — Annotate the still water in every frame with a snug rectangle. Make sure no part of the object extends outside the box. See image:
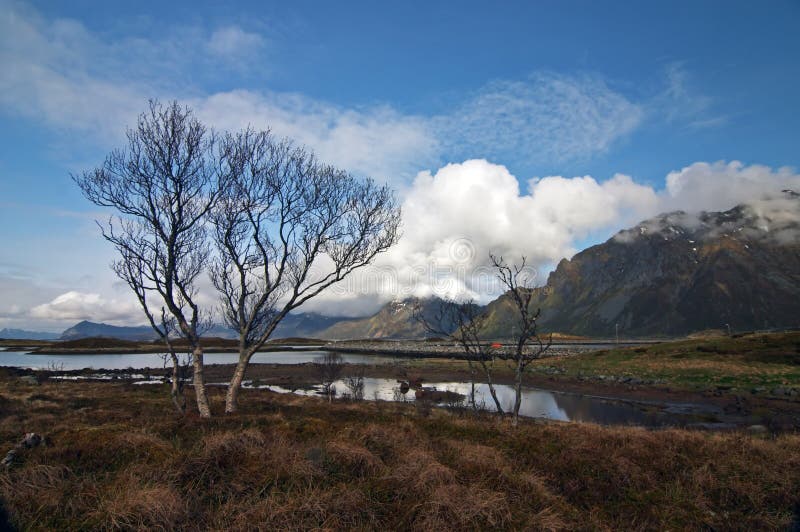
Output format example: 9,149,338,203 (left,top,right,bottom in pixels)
254,378,704,427
1,350,719,427
0,350,402,370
